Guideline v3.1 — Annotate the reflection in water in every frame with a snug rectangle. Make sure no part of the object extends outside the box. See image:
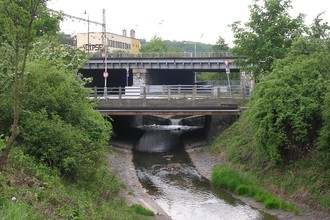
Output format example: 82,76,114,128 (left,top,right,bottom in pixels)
133,151,276,220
